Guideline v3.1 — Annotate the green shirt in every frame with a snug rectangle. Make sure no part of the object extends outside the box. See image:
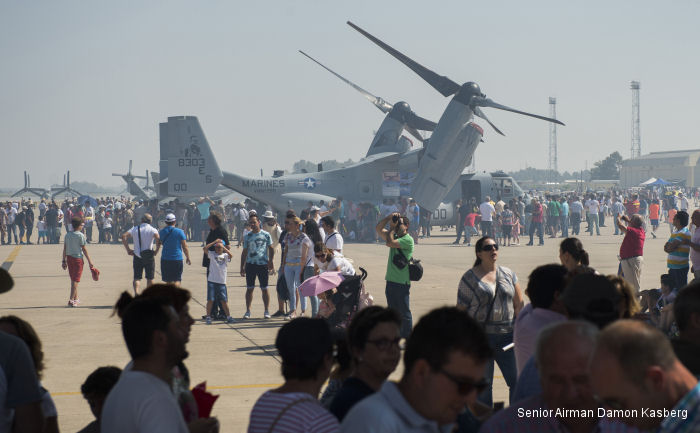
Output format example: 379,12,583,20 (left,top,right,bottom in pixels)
386,234,414,285
65,231,86,258
548,200,561,217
